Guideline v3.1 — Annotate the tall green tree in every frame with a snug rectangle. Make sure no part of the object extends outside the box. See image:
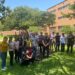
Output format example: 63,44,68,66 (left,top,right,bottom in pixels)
0,0,5,19
2,6,42,30
38,12,56,26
